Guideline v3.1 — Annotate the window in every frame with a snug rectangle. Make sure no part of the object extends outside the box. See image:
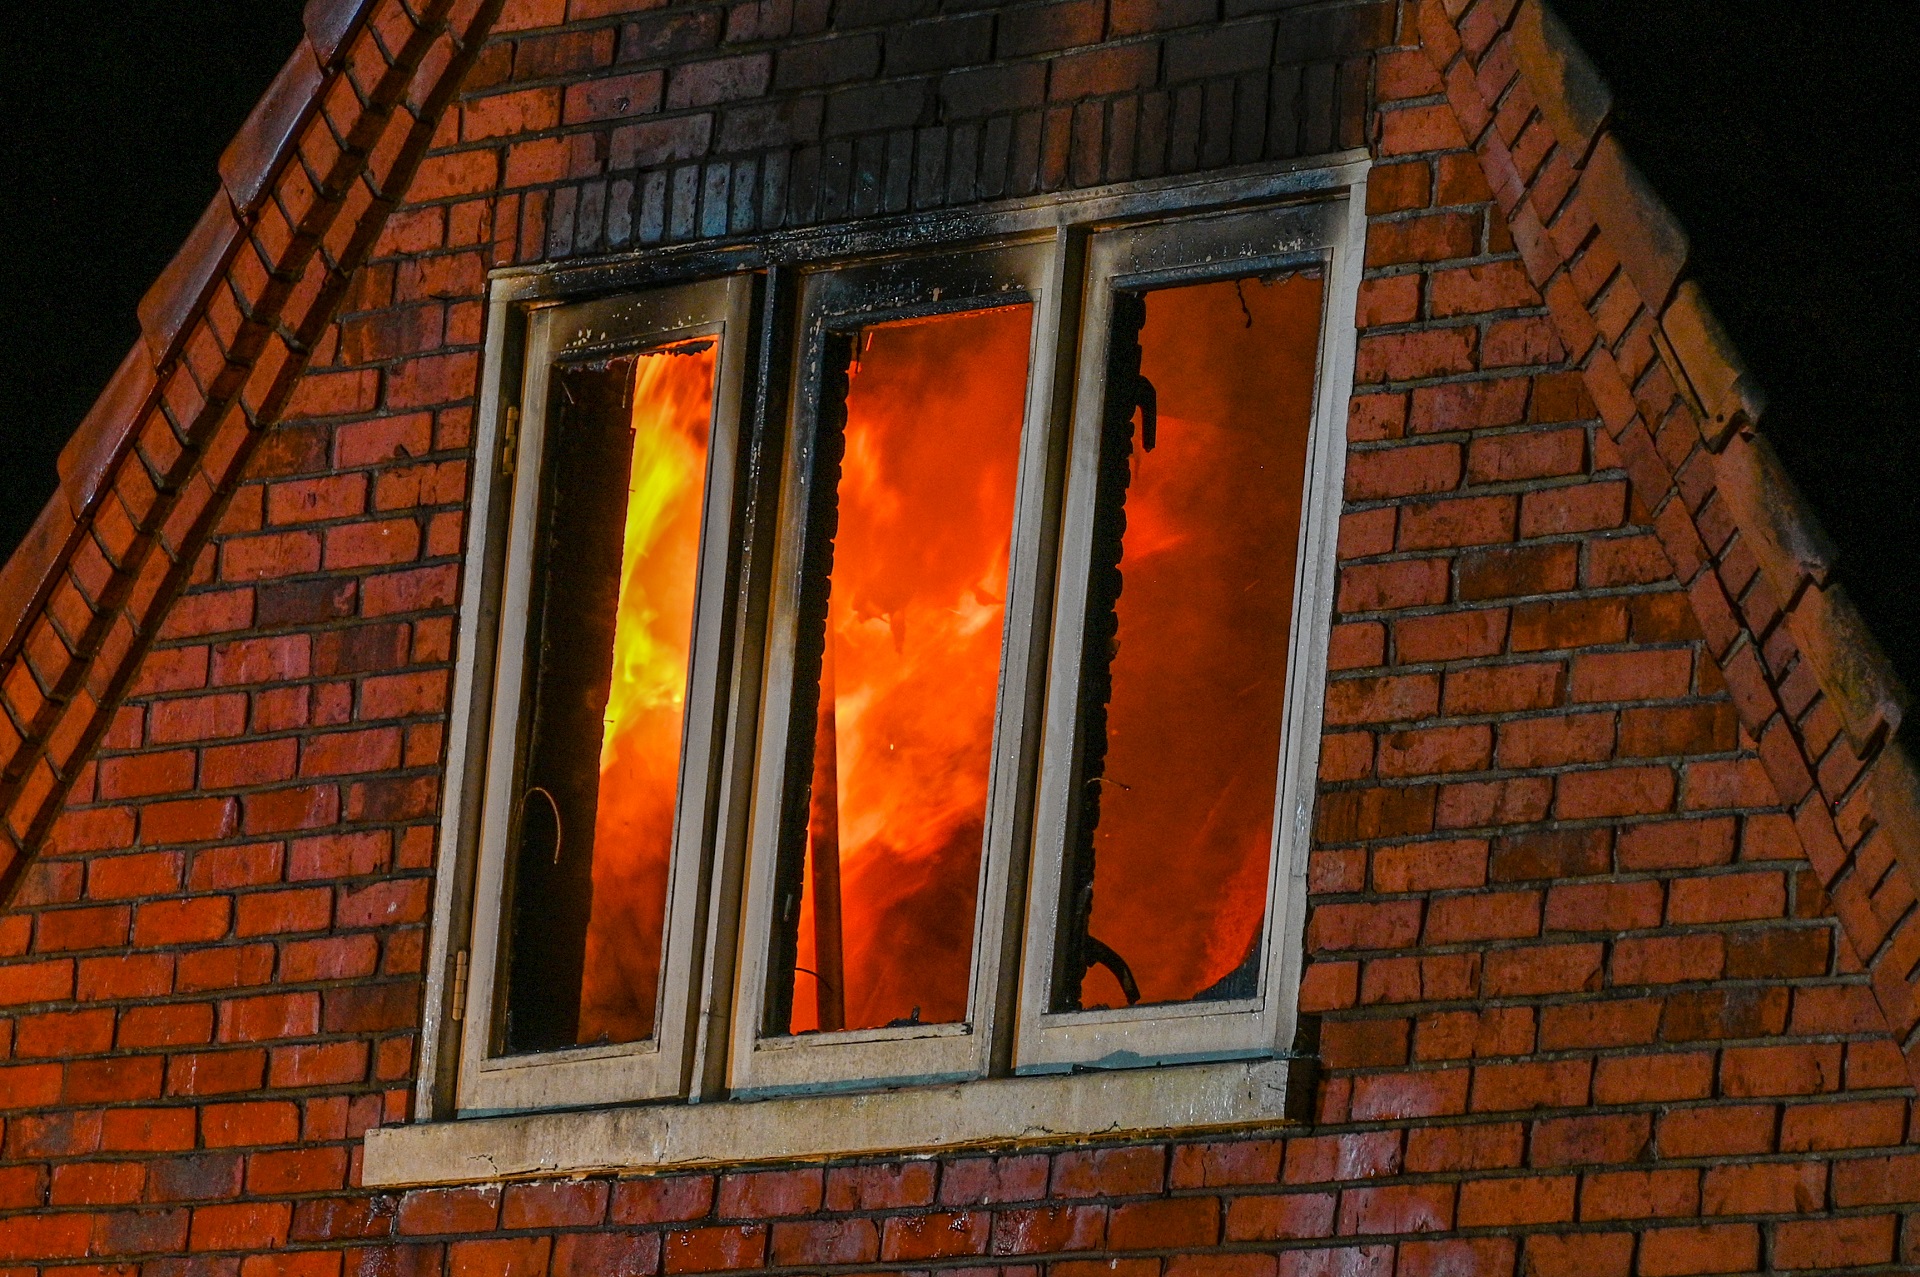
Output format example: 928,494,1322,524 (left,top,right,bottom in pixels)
406,170,1365,1157
452,277,753,1112
1018,211,1348,1073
